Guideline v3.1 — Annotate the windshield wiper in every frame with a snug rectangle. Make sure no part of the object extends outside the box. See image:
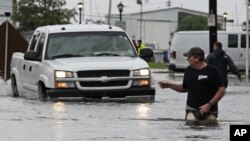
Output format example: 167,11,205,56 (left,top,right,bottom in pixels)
88,52,120,56
51,54,82,59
